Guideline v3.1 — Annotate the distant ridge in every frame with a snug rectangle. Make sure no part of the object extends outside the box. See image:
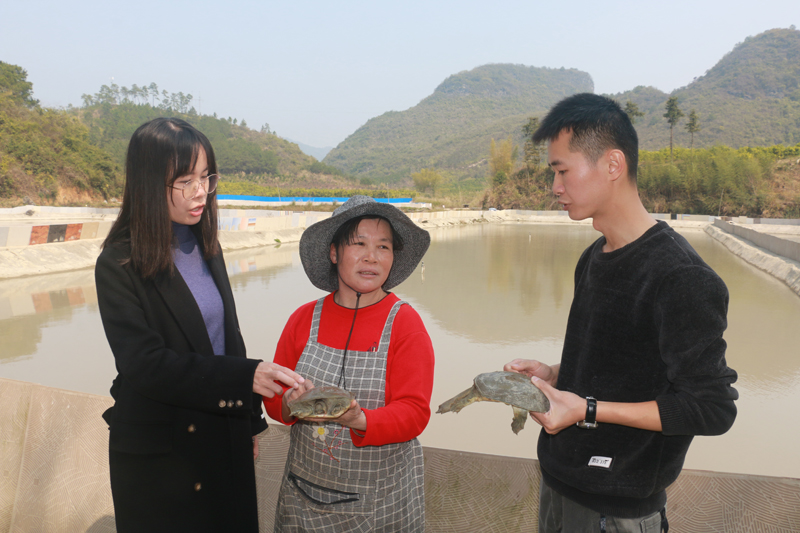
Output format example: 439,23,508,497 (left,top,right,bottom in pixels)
324,64,593,184
286,138,334,161
609,27,800,150
325,28,800,186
